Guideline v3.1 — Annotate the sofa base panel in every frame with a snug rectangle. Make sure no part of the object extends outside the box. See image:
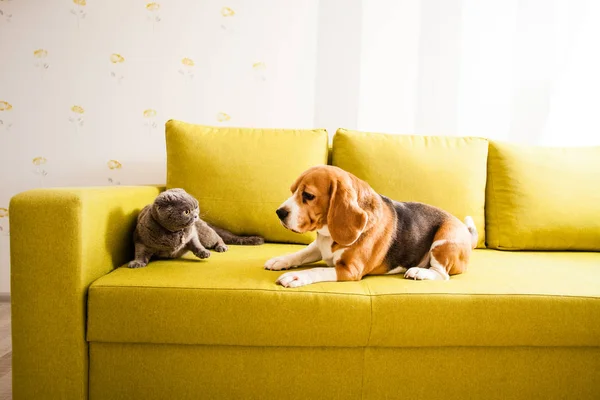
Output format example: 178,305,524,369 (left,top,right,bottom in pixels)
90,343,600,400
